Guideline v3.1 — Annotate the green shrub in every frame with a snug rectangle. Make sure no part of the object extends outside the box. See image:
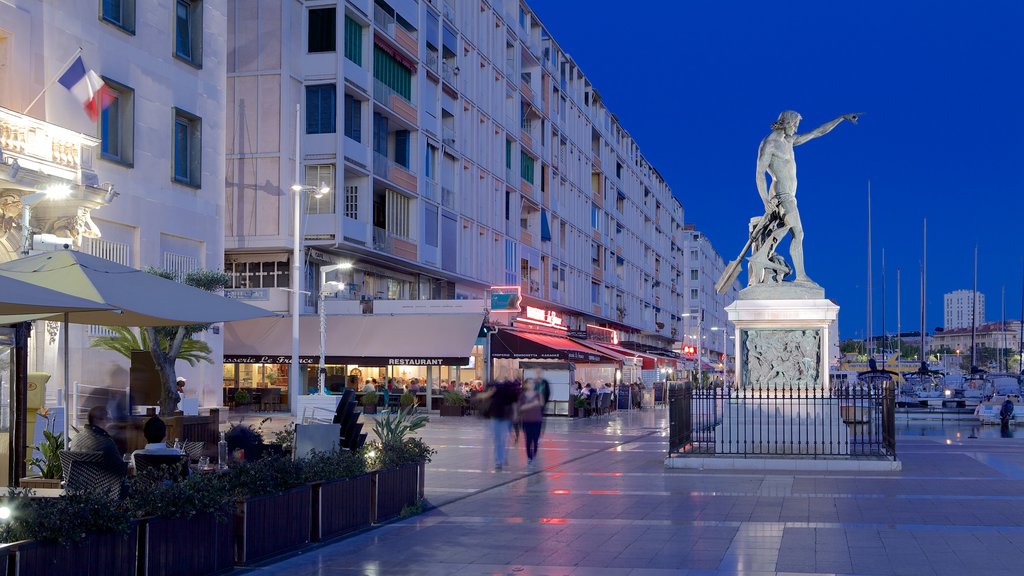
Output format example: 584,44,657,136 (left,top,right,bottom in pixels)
229,455,306,498
127,471,234,521
361,391,379,407
233,389,252,405
400,392,417,408
443,390,467,407
0,488,132,546
303,449,367,483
